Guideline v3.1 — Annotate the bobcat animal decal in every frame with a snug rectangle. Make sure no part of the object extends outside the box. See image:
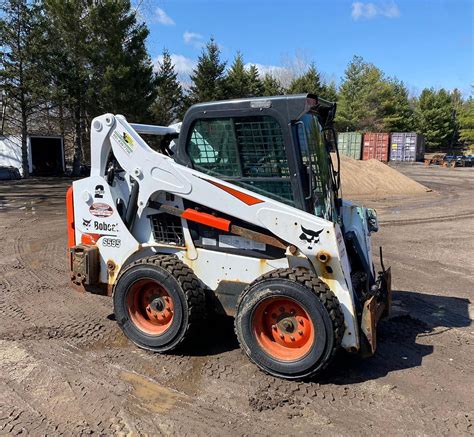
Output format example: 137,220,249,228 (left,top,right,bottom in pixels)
299,226,323,250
